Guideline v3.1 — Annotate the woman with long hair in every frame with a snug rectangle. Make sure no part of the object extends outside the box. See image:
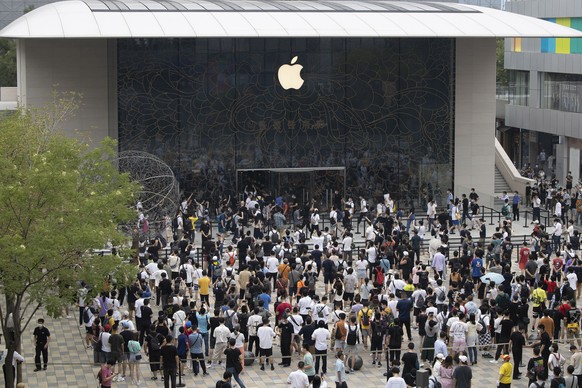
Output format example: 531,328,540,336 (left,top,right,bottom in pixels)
439,355,454,388
466,313,482,365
